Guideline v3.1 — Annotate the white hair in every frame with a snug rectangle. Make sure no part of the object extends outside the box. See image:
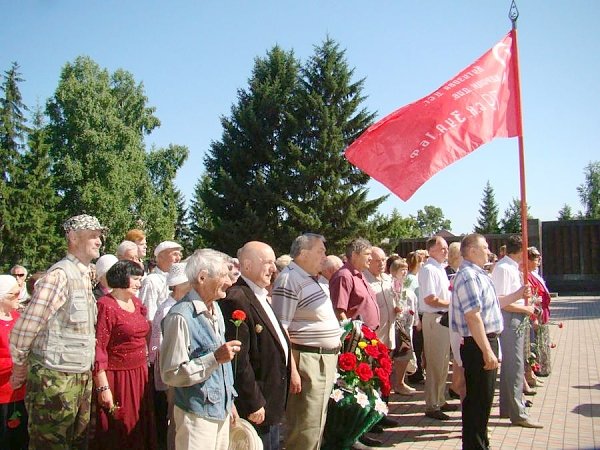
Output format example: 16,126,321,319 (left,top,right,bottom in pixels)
185,248,228,284
116,240,138,258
